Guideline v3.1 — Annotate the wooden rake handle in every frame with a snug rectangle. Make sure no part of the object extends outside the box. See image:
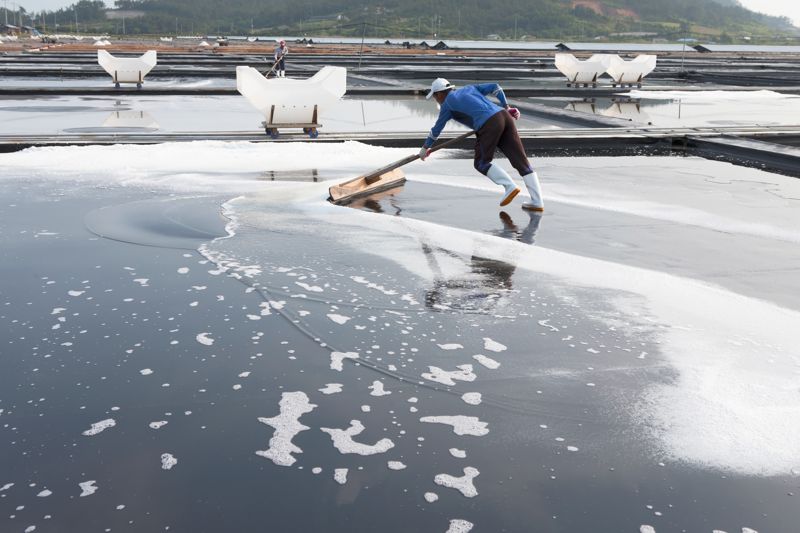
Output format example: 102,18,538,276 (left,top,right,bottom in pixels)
363,130,475,185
